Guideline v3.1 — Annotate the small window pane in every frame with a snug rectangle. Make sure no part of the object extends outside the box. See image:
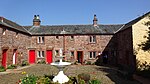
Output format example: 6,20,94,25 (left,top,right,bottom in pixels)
93,52,96,58
71,51,74,56
90,52,92,58
41,37,44,43
42,51,44,57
